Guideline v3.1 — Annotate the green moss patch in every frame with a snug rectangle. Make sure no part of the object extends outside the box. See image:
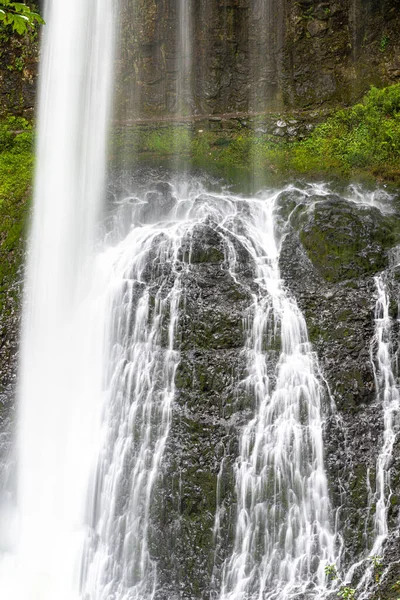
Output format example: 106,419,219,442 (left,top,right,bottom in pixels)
296,198,400,282
0,116,34,314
